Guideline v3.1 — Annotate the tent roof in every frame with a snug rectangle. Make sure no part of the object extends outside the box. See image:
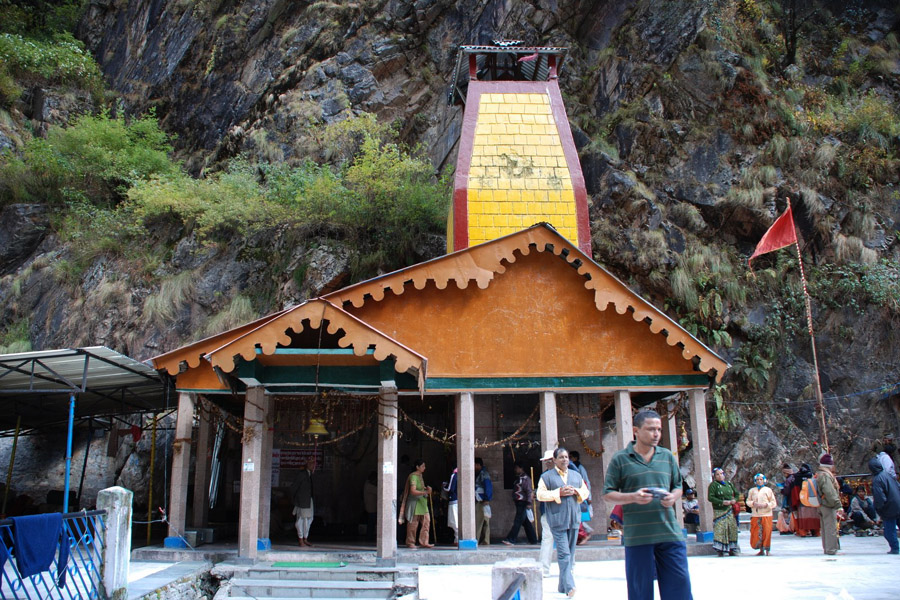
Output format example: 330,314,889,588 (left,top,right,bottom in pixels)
0,346,168,434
